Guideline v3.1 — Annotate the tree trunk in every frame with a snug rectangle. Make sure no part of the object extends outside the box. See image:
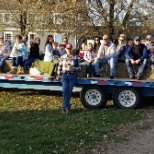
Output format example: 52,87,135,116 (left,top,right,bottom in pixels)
19,11,27,36
108,0,115,40
119,0,136,35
